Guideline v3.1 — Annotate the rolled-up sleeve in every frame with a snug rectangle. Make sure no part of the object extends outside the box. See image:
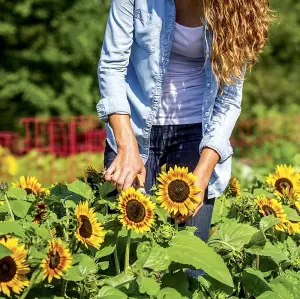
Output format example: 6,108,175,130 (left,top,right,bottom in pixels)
199,74,245,163
96,0,134,122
